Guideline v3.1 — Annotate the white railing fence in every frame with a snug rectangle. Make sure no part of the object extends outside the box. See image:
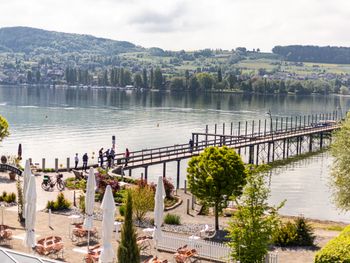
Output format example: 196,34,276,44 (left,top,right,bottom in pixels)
157,231,278,263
